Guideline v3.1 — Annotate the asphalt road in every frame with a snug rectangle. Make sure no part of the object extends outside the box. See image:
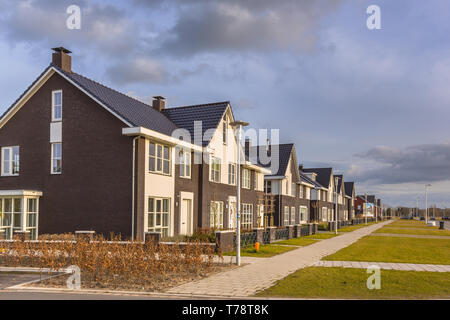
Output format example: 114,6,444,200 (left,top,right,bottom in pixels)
0,290,183,300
